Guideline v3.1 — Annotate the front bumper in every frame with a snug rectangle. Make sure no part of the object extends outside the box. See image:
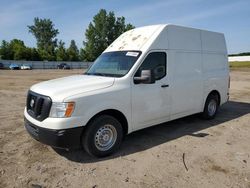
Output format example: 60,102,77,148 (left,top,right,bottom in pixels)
24,117,83,149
